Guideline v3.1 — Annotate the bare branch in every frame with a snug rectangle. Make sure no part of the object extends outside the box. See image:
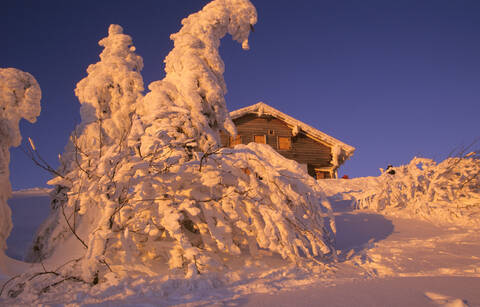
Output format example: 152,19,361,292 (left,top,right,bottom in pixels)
27,271,60,282
21,145,65,179
199,145,221,172
40,276,87,294
61,203,88,249
71,130,92,178
0,275,20,297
